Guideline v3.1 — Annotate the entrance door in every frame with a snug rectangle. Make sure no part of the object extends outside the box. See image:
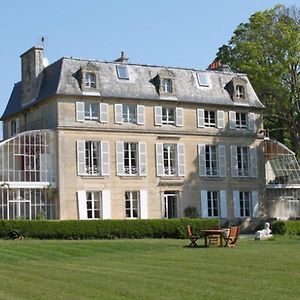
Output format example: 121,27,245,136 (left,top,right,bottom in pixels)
164,192,178,218
8,191,31,219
